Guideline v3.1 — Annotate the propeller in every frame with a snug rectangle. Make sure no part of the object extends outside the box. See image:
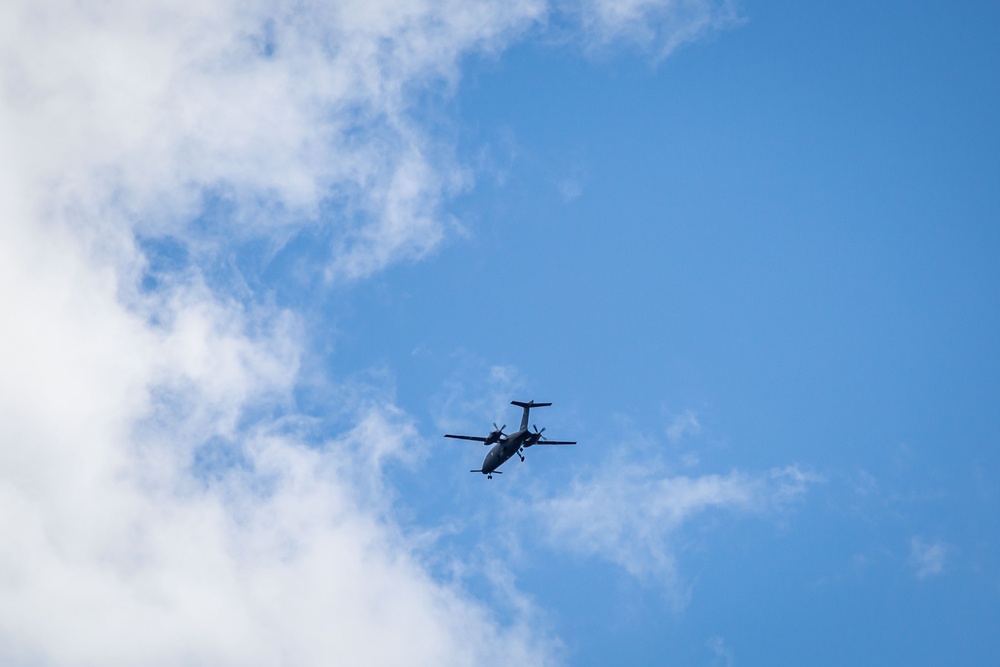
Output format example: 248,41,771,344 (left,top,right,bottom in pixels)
484,423,507,445
524,425,546,446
